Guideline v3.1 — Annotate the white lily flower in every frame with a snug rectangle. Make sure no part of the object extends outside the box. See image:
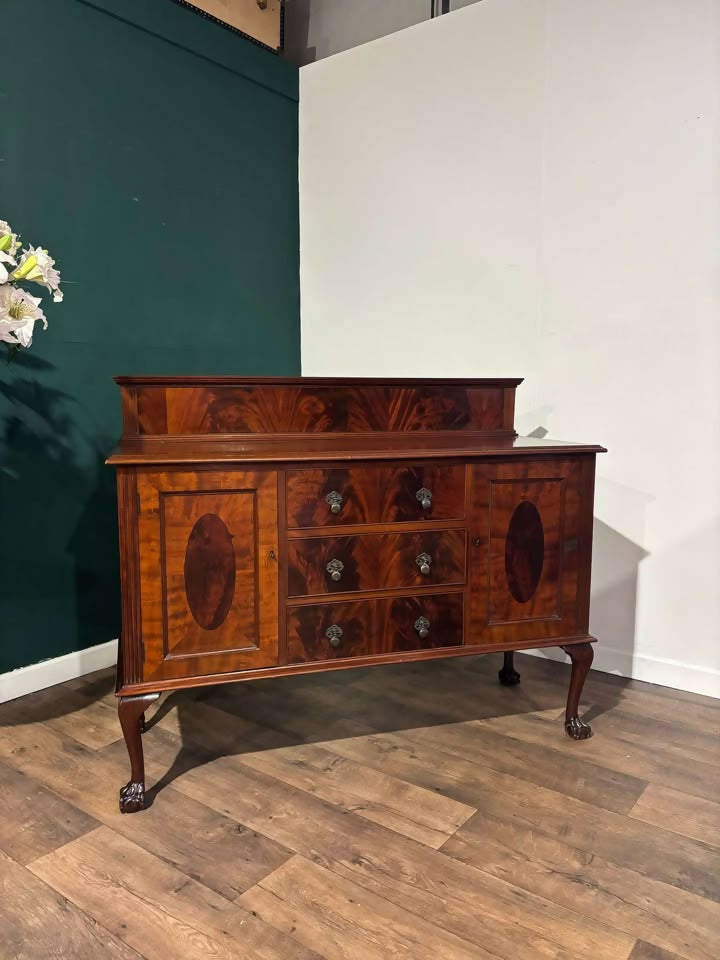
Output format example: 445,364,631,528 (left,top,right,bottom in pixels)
0,220,20,257
0,284,46,347
12,245,63,302
0,250,17,284
0,316,30,344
